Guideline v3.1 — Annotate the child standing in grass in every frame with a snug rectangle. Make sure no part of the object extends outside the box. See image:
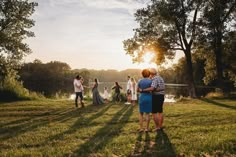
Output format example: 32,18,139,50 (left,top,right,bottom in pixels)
112,82,122,102
103,87,109,102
